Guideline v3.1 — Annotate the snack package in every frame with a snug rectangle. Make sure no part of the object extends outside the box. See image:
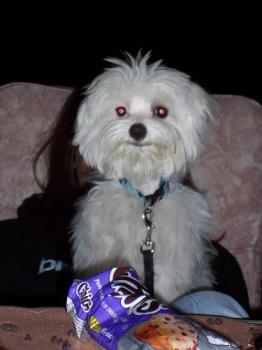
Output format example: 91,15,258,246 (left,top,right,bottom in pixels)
66,267,240,350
